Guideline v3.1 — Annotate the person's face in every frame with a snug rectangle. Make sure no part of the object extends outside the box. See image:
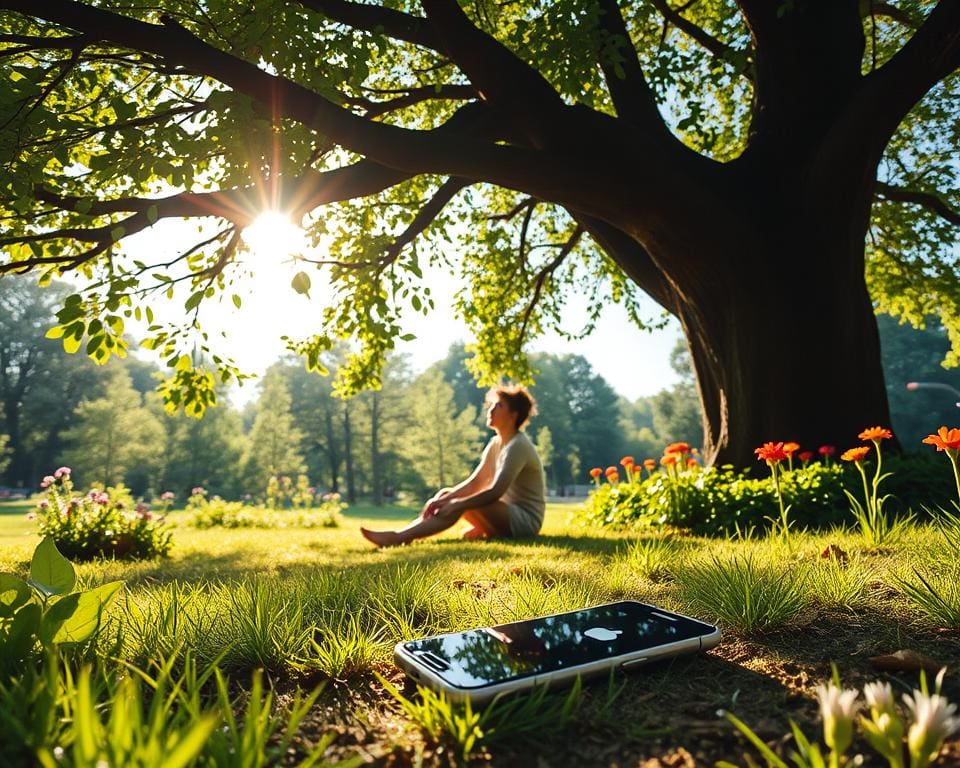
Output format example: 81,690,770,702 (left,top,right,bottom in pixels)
486,396,515,431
